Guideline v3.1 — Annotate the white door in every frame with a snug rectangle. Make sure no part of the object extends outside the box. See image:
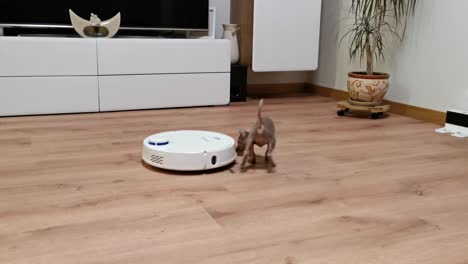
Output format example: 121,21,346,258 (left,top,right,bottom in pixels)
252,0,322,72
